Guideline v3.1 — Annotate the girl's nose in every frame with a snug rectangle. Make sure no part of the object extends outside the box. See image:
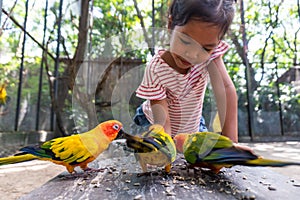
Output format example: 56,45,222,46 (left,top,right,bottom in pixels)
185,50,199,60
